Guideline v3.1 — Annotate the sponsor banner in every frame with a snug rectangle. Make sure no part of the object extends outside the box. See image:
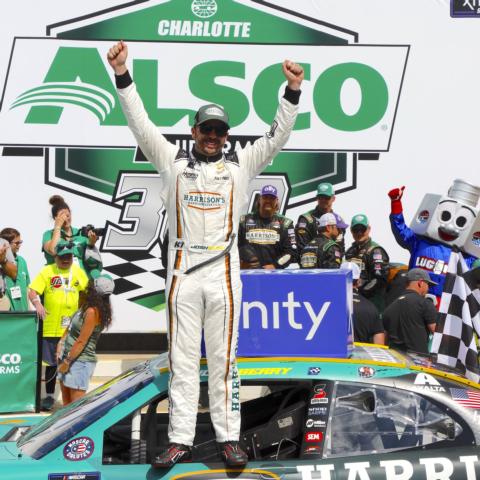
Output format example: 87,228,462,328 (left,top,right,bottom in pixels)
238,269,352,357
0,312,39,413
0,39,407,151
